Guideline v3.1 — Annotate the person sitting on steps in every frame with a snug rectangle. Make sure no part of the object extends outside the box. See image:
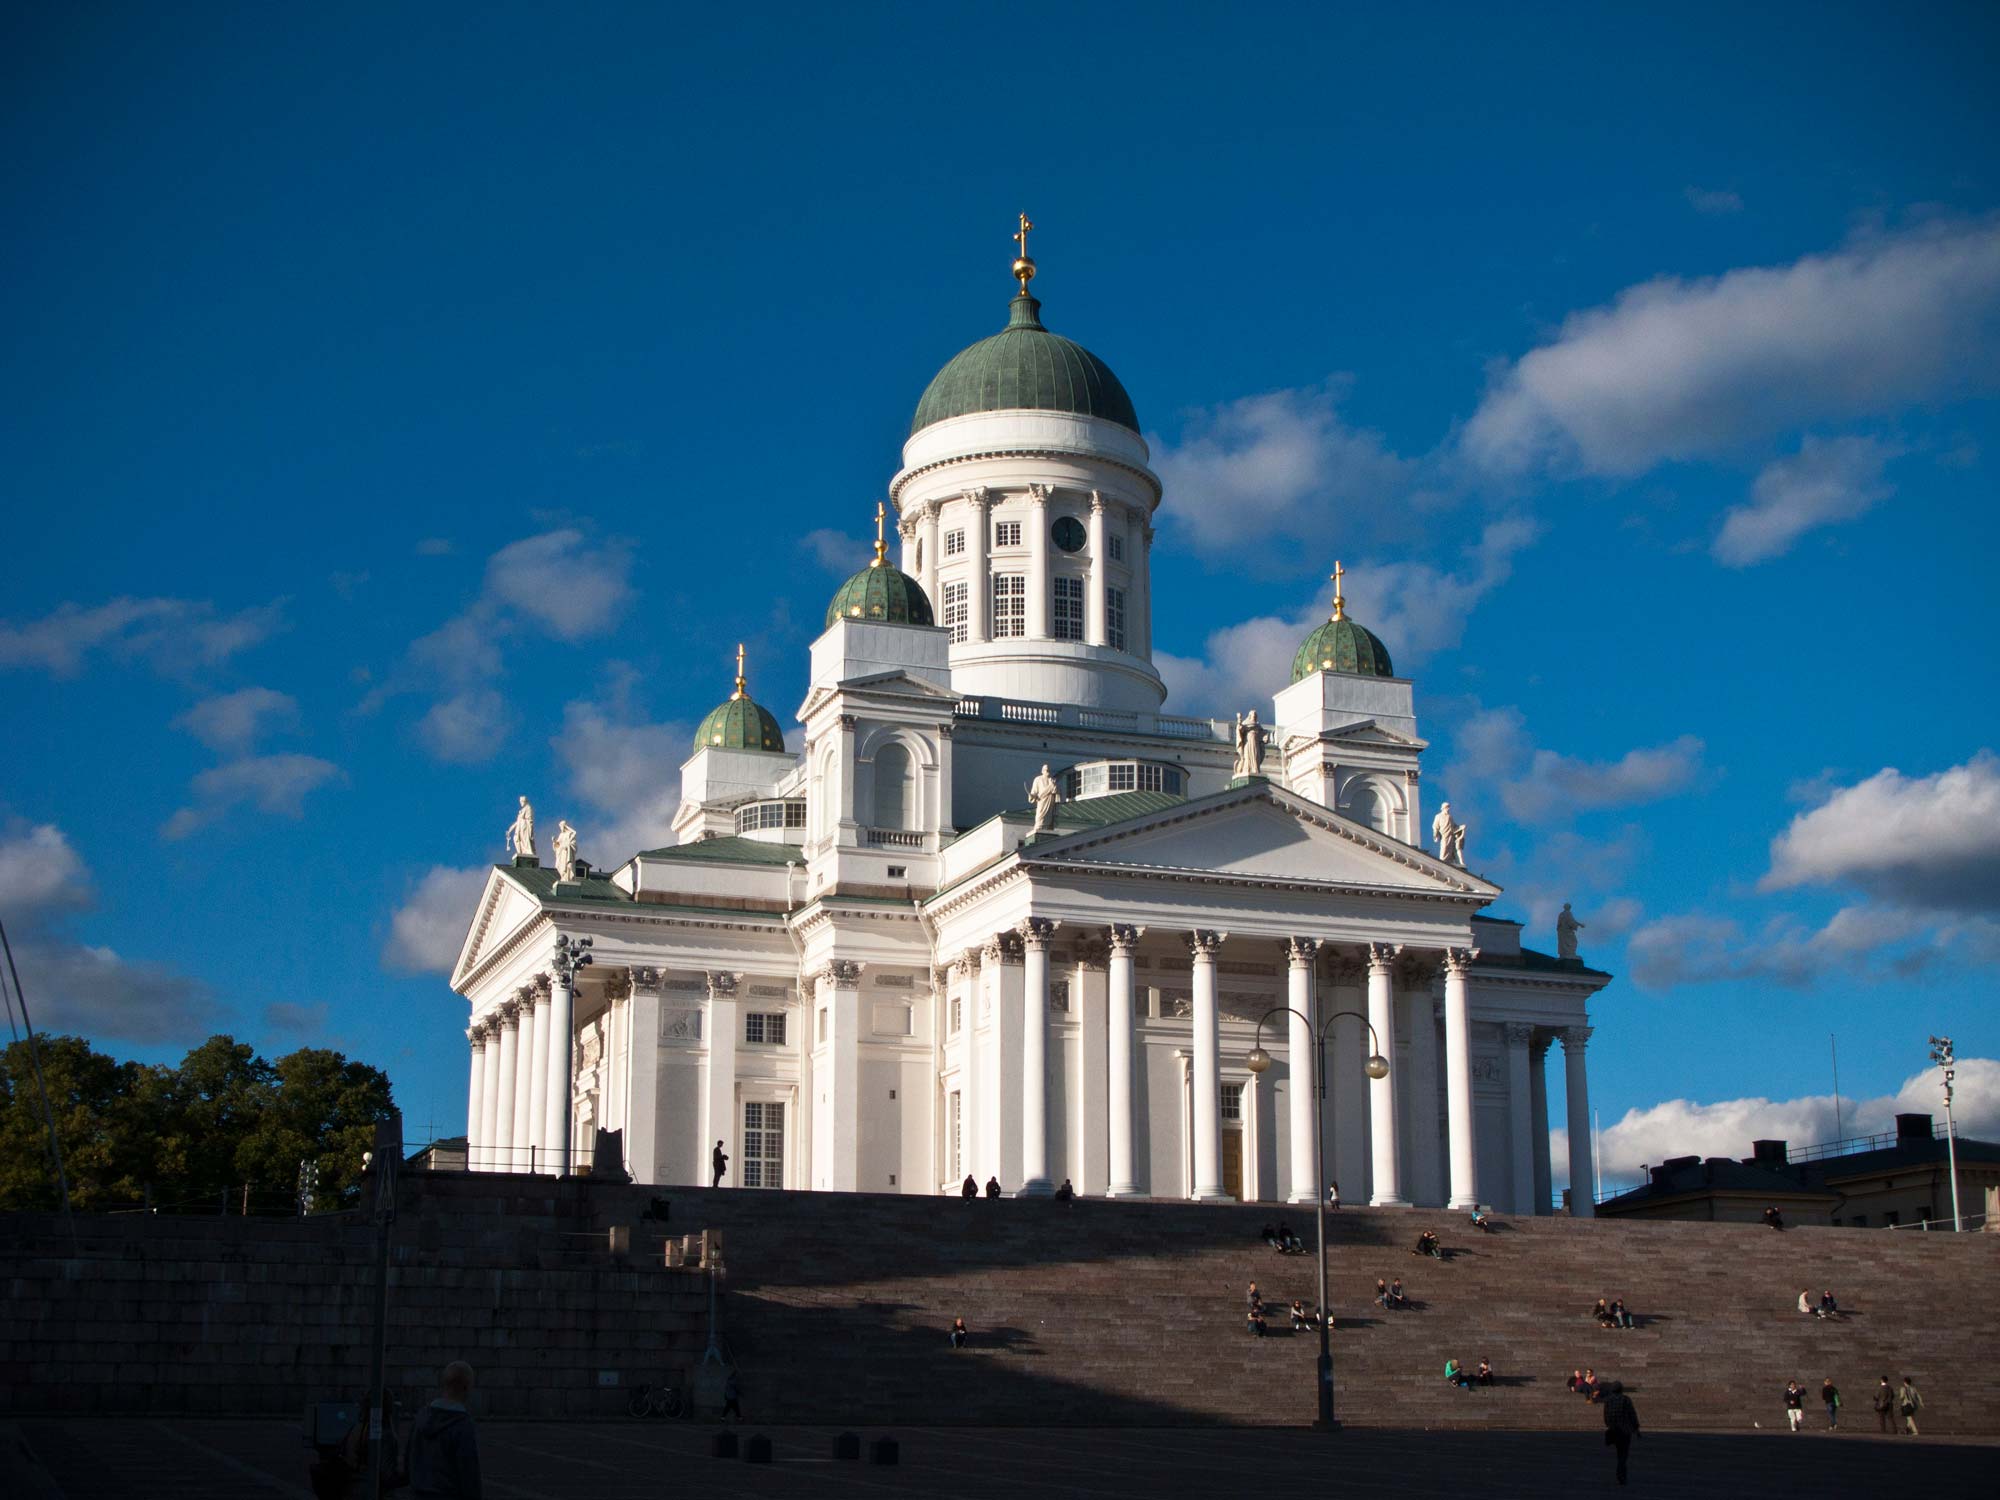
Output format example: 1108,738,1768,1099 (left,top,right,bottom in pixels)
1261,1223,1283,1250
1414,1230,1443,1260
1388,1277,1409,1309
1469,1207,1496,1232
1567,1368,1587,1394
1445,1358,1473,1389
1374,1278,1391,1309
1762,1205,1786,1231
960,1175,978,1198
1290,1299,1311,1331
1593,1298,1616,1329
1611,1298,1634,1330
1819,1289,1840,1319
1246,1300,1267,1337
1580,1368,1602,1403
1054,1178,1075,1201
1798,1290,1823,1320
1476,1358,1494,1386
949,1317,968,1349
984,1176,1002,1199
1276,1221,1304,1253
